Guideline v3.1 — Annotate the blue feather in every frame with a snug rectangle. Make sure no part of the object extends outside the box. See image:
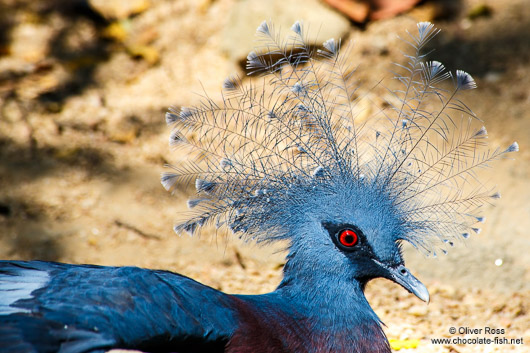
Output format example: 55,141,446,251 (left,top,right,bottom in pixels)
0,21,517,353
